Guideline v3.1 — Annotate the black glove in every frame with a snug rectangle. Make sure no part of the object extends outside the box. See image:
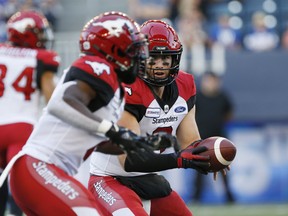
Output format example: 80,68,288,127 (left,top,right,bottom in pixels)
105,125,154,162
143,132,180,152
177,141,210,174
